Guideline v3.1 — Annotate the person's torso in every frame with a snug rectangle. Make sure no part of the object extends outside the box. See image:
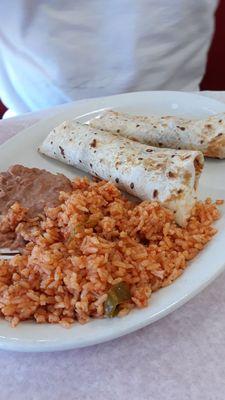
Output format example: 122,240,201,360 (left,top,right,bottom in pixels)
0,0,218,113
